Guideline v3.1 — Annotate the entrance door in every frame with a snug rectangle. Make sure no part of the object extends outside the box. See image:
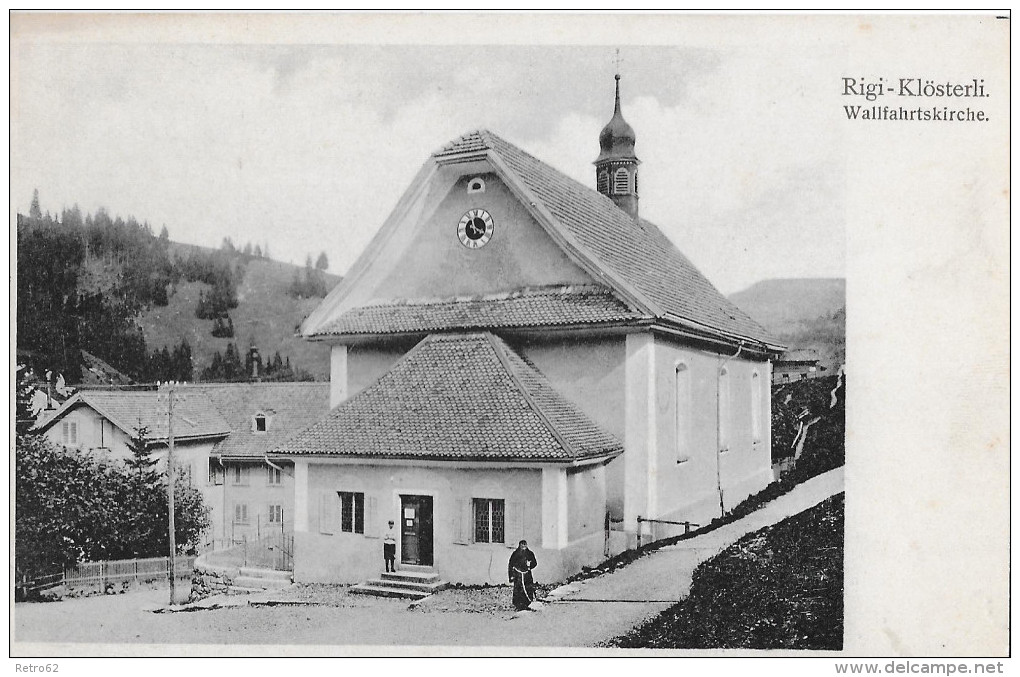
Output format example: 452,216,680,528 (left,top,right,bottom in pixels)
400,495,433,566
